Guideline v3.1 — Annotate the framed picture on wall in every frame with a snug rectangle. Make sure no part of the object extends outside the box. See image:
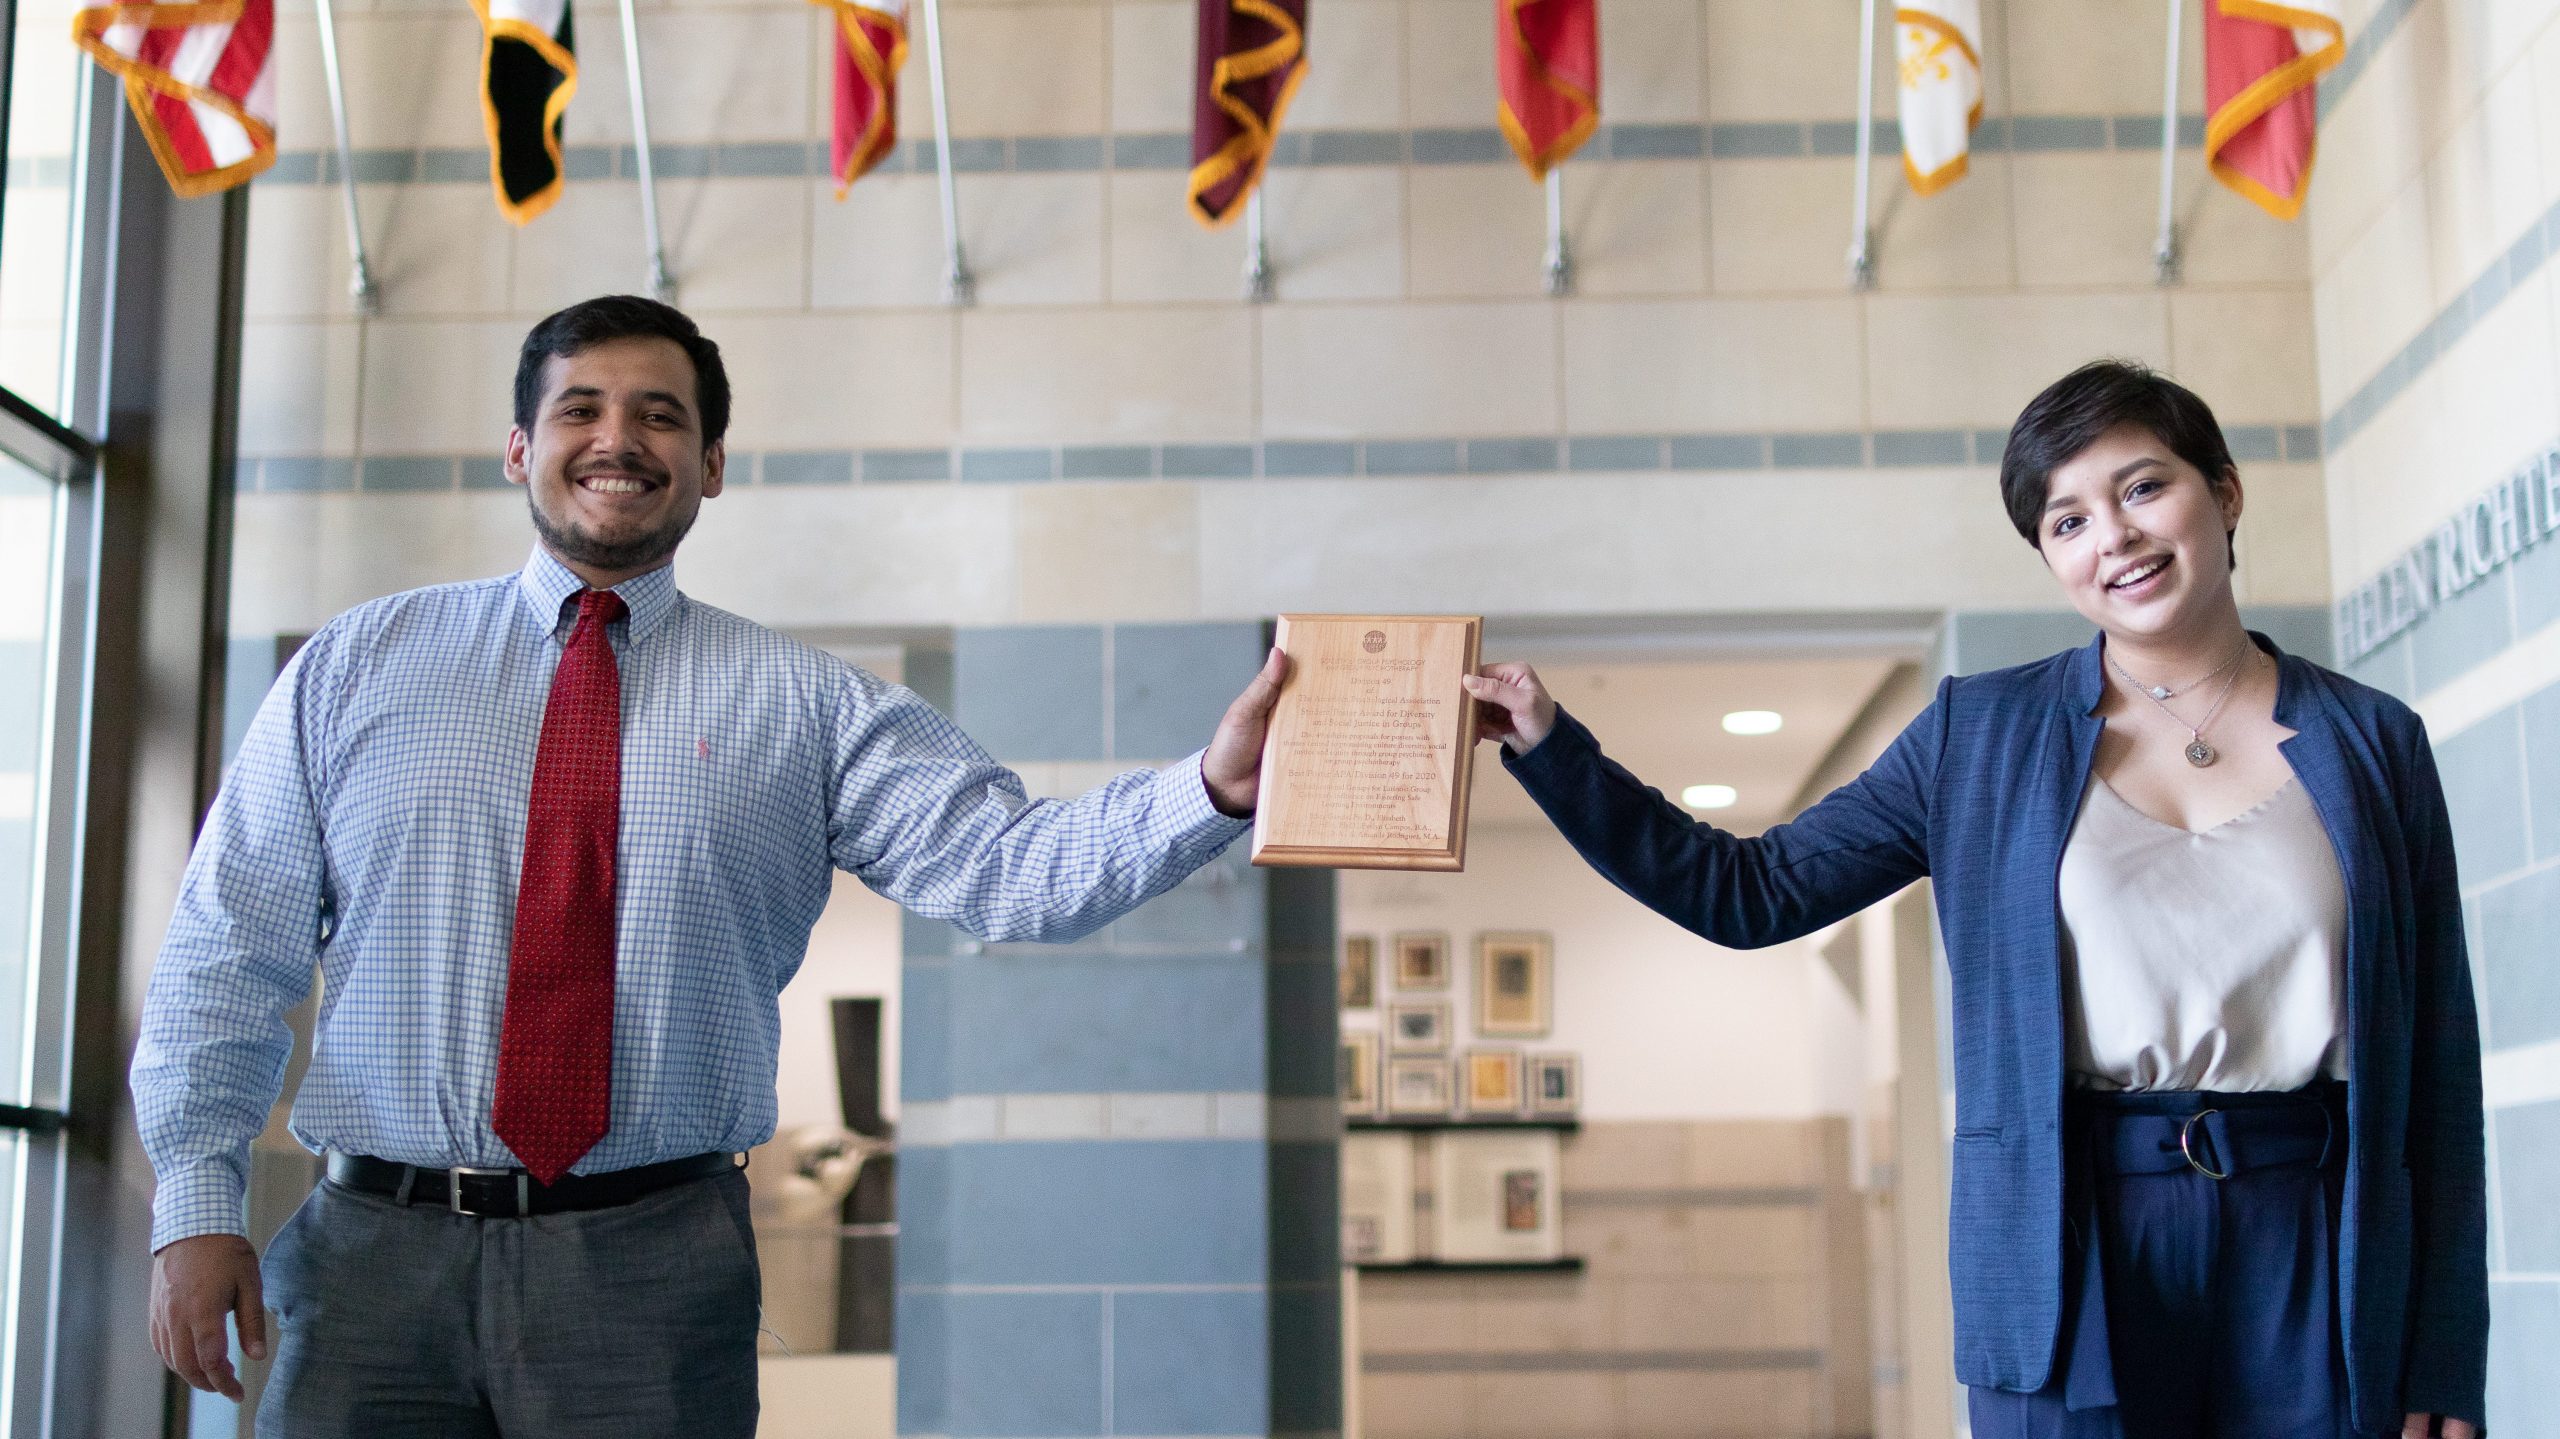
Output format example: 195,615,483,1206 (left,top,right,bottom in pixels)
1527,1054,1580,1116
1341,935,1377,1010
1386,1056,1453,1116
1392,932,1451,990
1430,1130,1562,1261
1341,1030,1380,1116
1387,1000,1450,1054
1475,932,1553,1037
1460,1050,1524,1117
